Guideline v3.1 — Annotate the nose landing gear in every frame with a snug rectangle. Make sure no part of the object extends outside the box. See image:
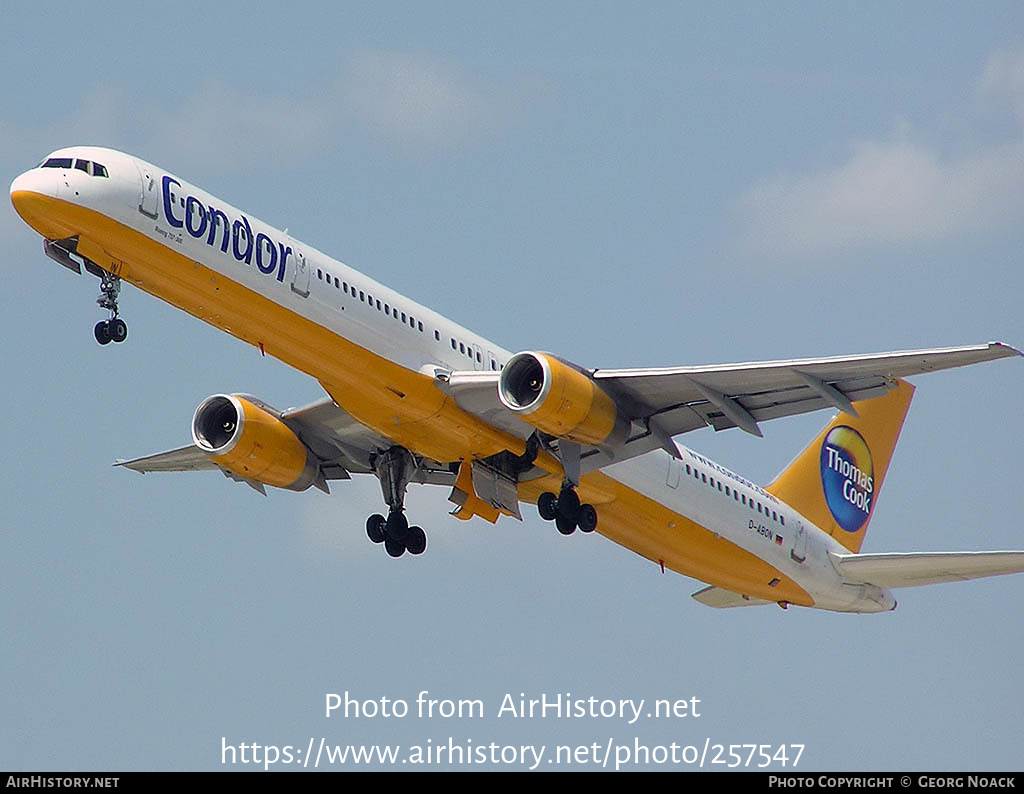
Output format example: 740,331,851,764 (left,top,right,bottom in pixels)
94,317,127,345
94,271,127,345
